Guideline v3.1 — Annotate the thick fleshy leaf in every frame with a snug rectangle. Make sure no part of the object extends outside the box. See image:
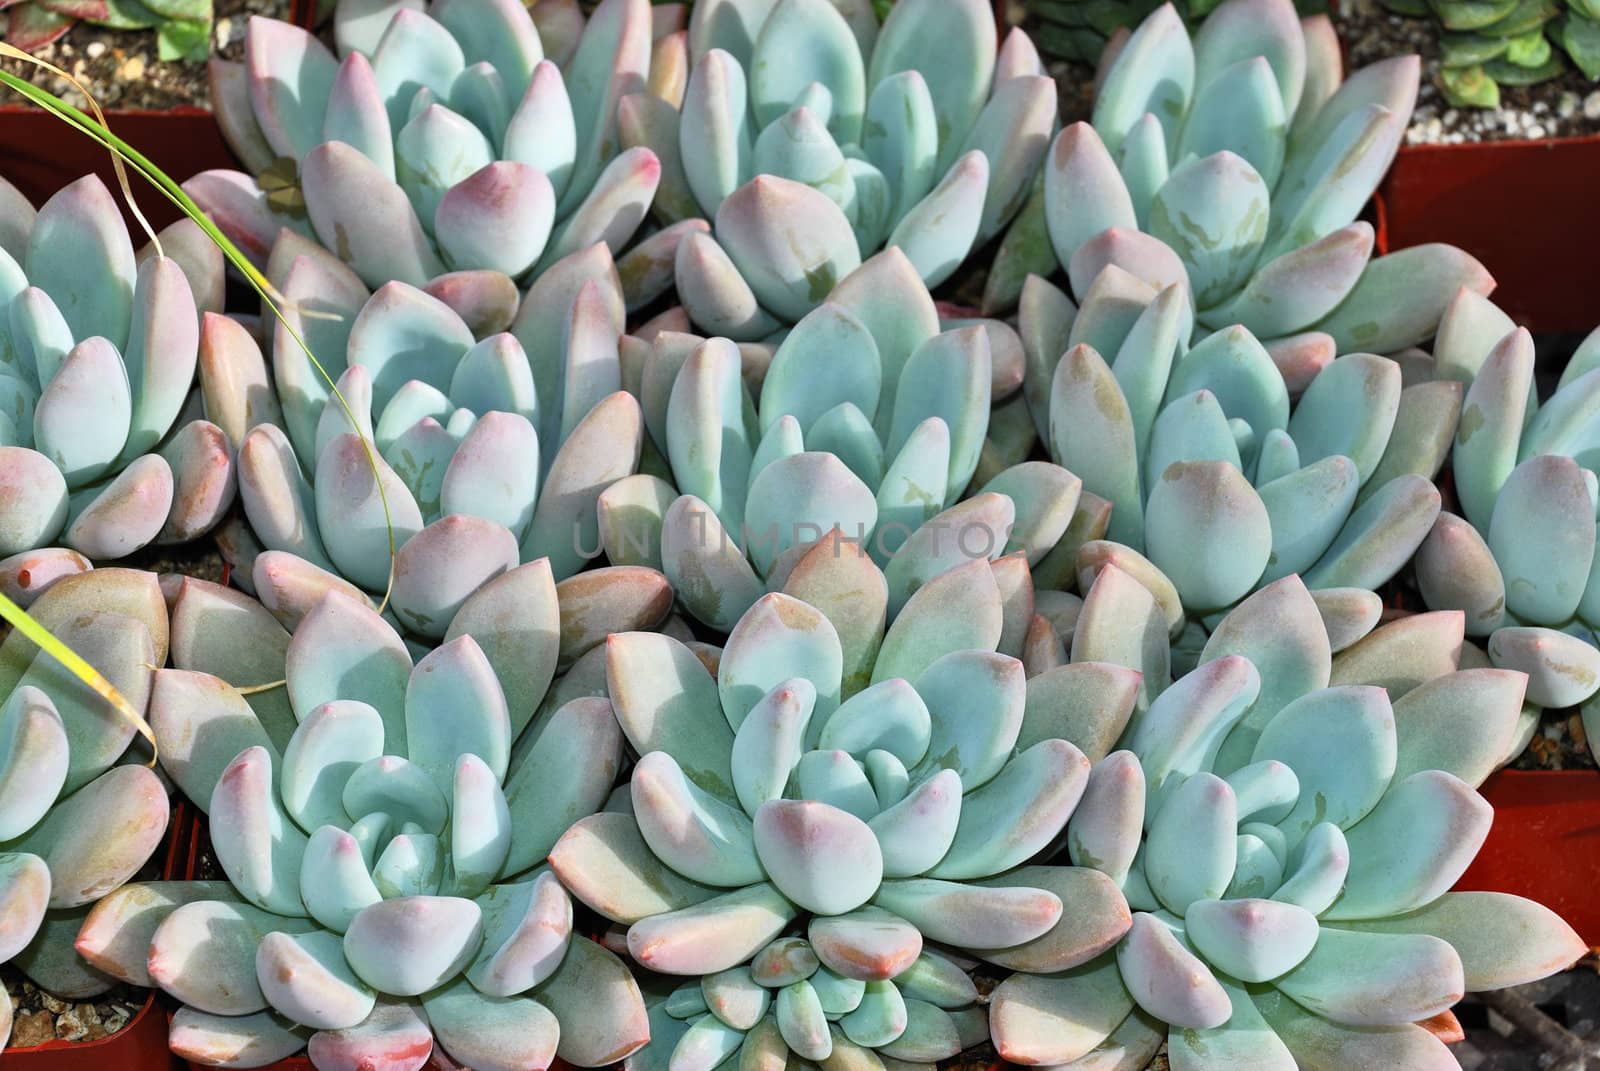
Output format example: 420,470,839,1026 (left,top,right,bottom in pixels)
422,977,559,1071
1324,770,1491,920
1488,626,1600,709
1309,244,1493,354
807,908,922,983
149,899,319,1014
990,953,1135,1067
754,799,883,915
522,391,643,581
1145,460,1272,611
1145,772,1239,914
0,685,67,841
149,669,279,816
928,740,1089,880
1117,912,1230,1029
973,865,1132,973
500,695,623,876
0,449,68,556
0,853,49,965
168,1006,310,1068
626,883,798,975
888,151,989,290
1334,891,1585,992
1275,927,1464,1027
257,929,377,1030
302,140,446,287
1049,344,1141,549
716,176,861,322
287,591,412,750
607,630,737,796
305,998,435,1071
1302,474,1442,594
343,896,483,996
873,879,1062,949
24,175,137,350
550,812,719,923
208,747,309,916
632,750,761,886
